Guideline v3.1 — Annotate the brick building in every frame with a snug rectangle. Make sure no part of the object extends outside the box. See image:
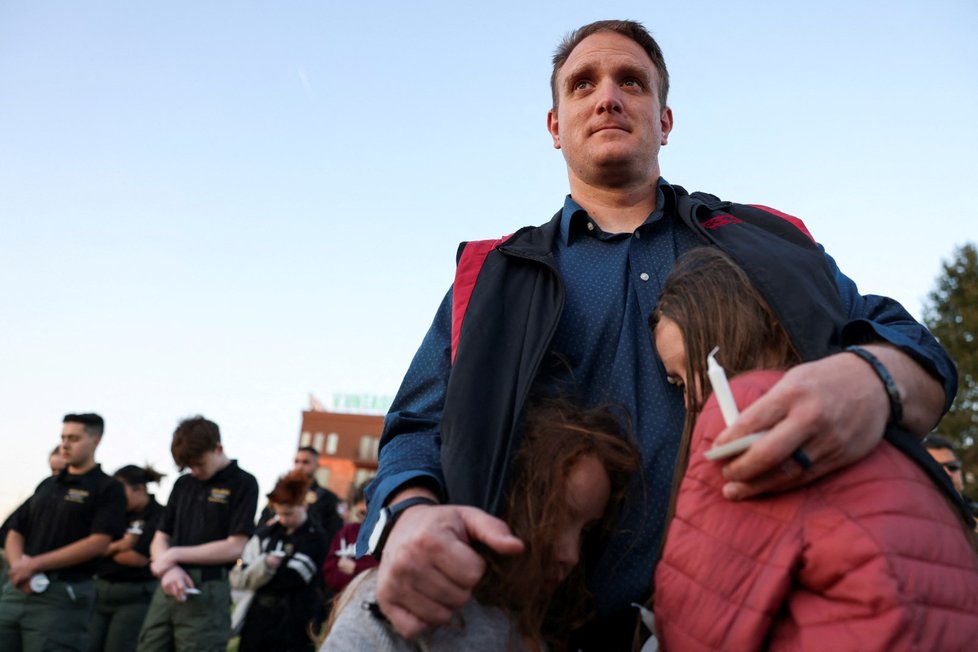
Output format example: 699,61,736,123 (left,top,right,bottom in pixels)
298,408,383,501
